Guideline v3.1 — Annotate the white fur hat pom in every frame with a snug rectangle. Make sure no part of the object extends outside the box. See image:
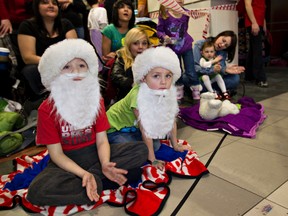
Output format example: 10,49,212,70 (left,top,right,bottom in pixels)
38,39,99,90
132,46,181,84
